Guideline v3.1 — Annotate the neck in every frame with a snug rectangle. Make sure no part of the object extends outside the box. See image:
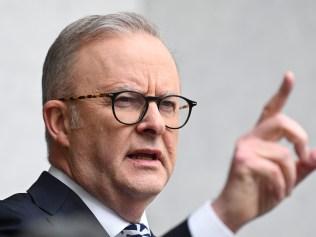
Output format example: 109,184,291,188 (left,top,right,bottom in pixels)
93,186,154,223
